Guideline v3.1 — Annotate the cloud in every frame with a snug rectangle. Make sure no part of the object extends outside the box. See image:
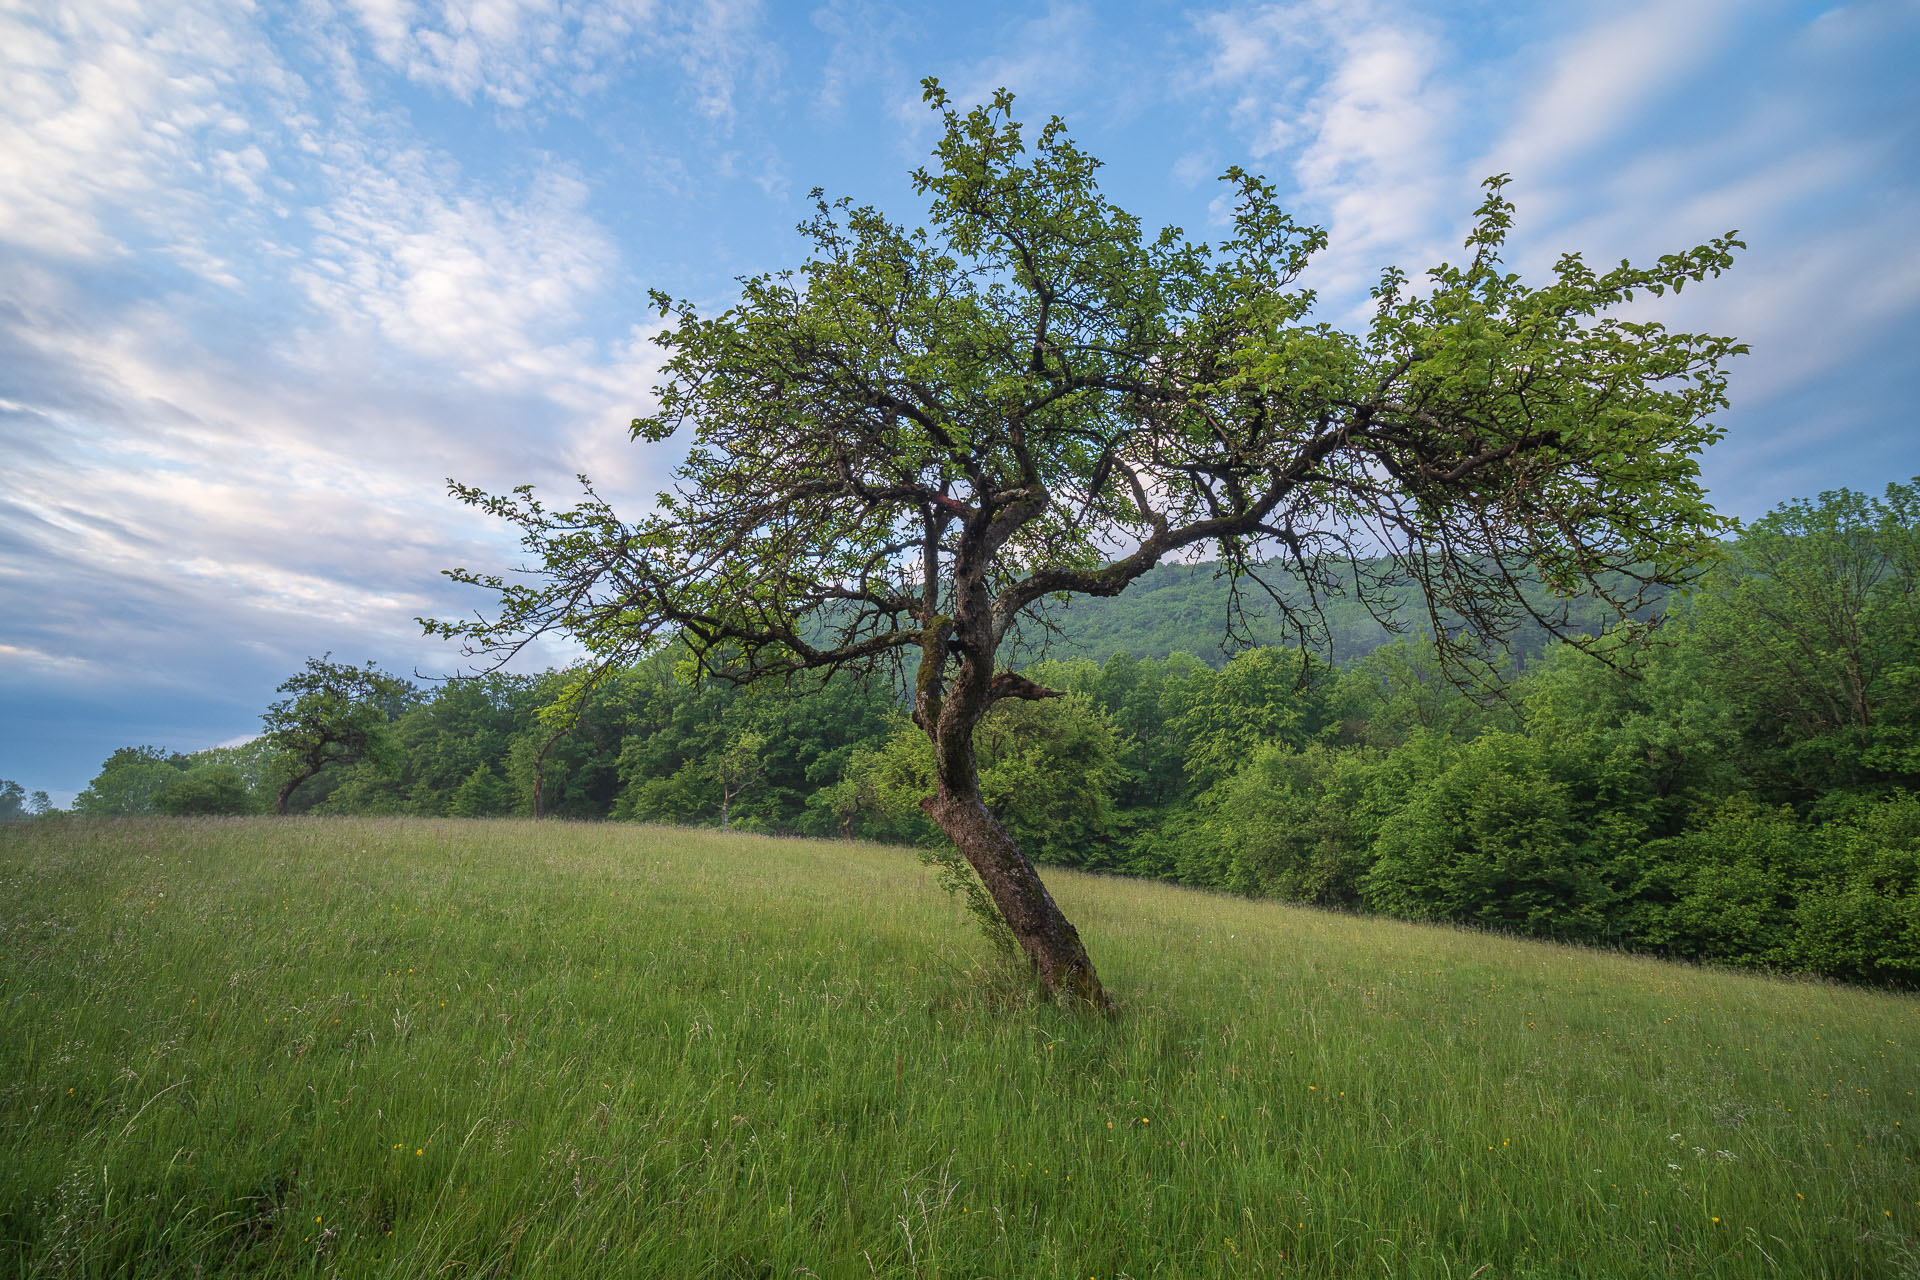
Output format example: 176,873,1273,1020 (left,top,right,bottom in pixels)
671,0,776,122
1183,0,1920,389
0,643,104,678
1188,1,1461,311
810,0,913,120
1484,0,1746,183
335,0,776,119
0,0,290,274
296,152,618,384
892,4,1098,146
342,0,634,107
1480,0,1920,426
287,139,675,501
0,280,611,709
0,2,676,739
